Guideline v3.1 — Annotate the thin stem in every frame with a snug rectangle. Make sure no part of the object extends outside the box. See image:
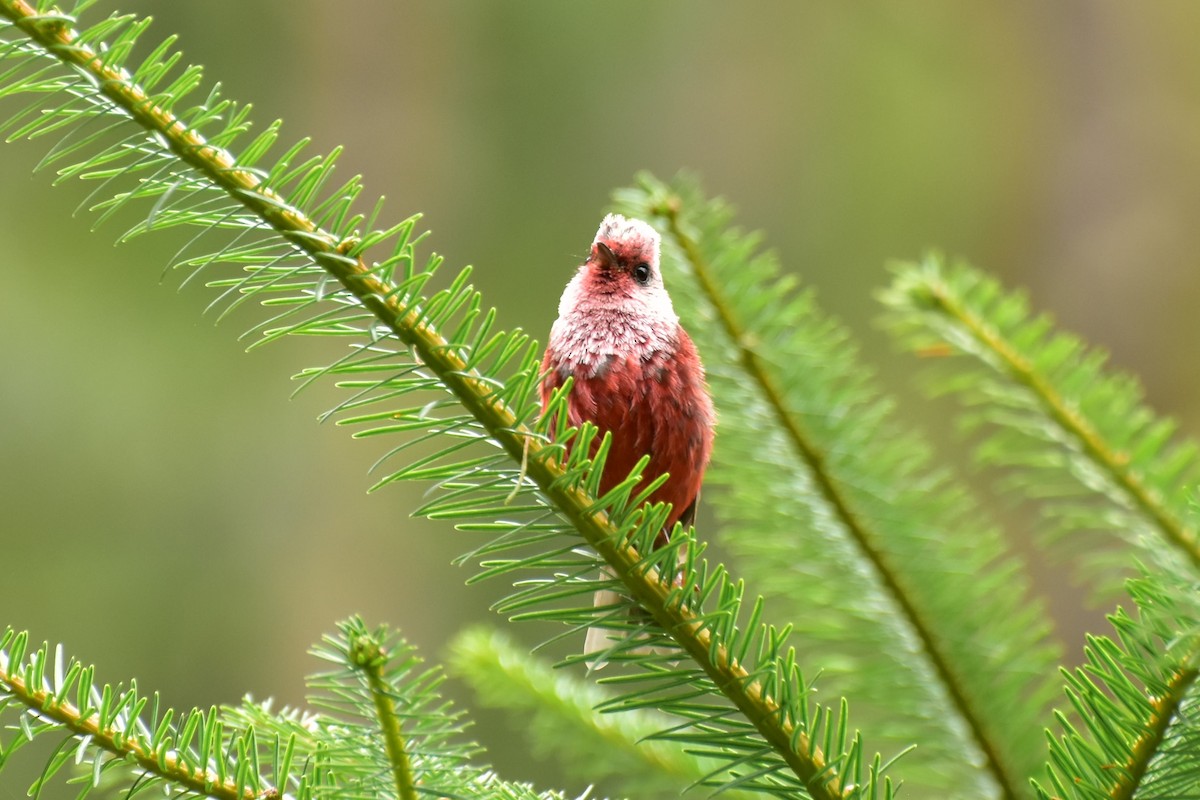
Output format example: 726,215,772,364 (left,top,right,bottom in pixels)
0,659,265,800
351,634,419,800
656,201,1021,800
0,4,853,797
921,275,1200,571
